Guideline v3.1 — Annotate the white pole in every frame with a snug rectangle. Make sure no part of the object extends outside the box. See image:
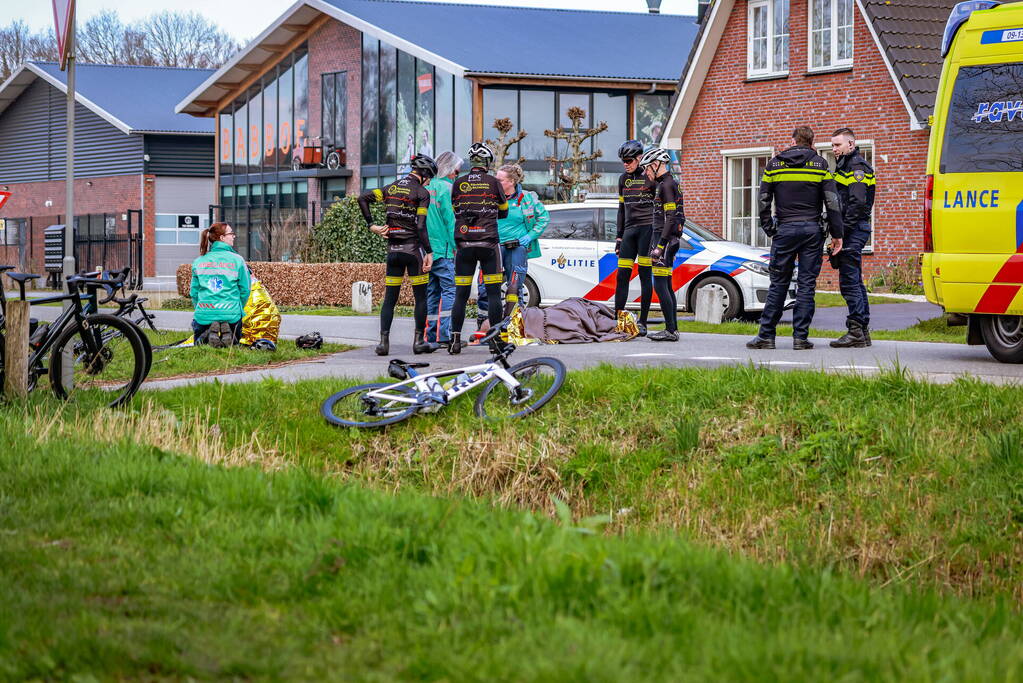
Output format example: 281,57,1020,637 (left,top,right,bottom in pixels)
63,12,76,286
